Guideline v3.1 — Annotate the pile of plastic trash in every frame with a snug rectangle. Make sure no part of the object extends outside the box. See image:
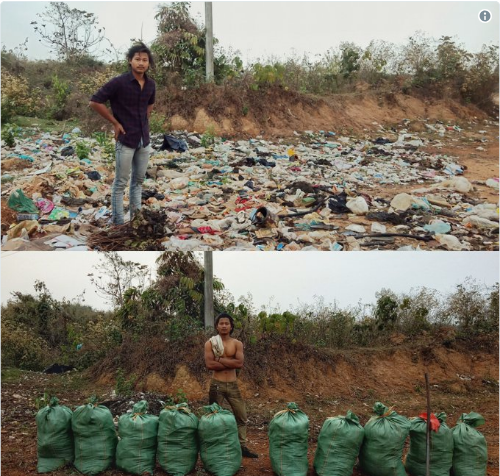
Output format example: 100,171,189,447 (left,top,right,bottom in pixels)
1,120,498,251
